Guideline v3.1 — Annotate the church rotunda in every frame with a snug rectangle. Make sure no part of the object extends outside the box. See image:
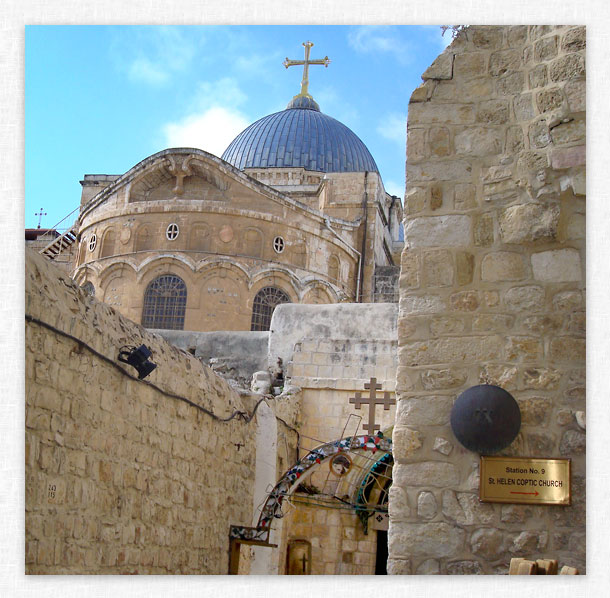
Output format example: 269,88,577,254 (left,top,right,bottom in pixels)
69,42,403,333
